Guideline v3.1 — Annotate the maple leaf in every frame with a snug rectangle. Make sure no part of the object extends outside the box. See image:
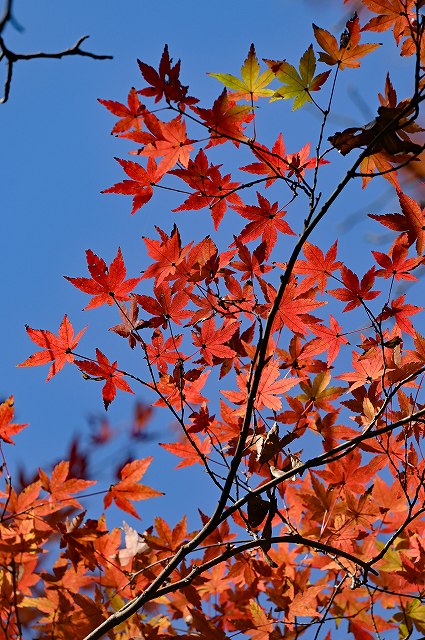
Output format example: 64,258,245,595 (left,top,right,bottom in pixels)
246,599,274,640
142,224,193,285
266,45,331,110
75,349,134,410
369,191,425,256
135,282,191,328
294,241,342,294
0,396,28,445
230,238,273,282
104,457,163,519
160,434,212,468
358,151,401,189
192,89,254,147
362,0,416,44
136,114,194,174
313,14,381,70
209,43,274,102
137,44,198,107
378,295,422,337
18,314,87,381
277,334,328,376
109,299,144,348
231,192,295,258
153,367,209,410
286,141,329,180
38,460,96,511
172,149,243,229
102,157,162,215
372,234,423,281
192,318,238,366
65,248,142,310
328,266,380,312
263,280,325,335
329,106,423,160
303,315,349,366
337,350,386,390
241,133,288,185
98,87,145,134
222,360,300,413
297,371,345,412
315,449,384,494
144,329,183,373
